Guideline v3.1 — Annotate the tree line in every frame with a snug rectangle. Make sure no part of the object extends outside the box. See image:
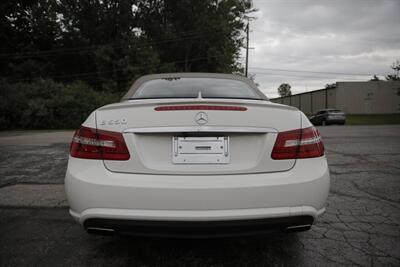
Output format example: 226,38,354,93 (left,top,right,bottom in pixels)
0,0,254,129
